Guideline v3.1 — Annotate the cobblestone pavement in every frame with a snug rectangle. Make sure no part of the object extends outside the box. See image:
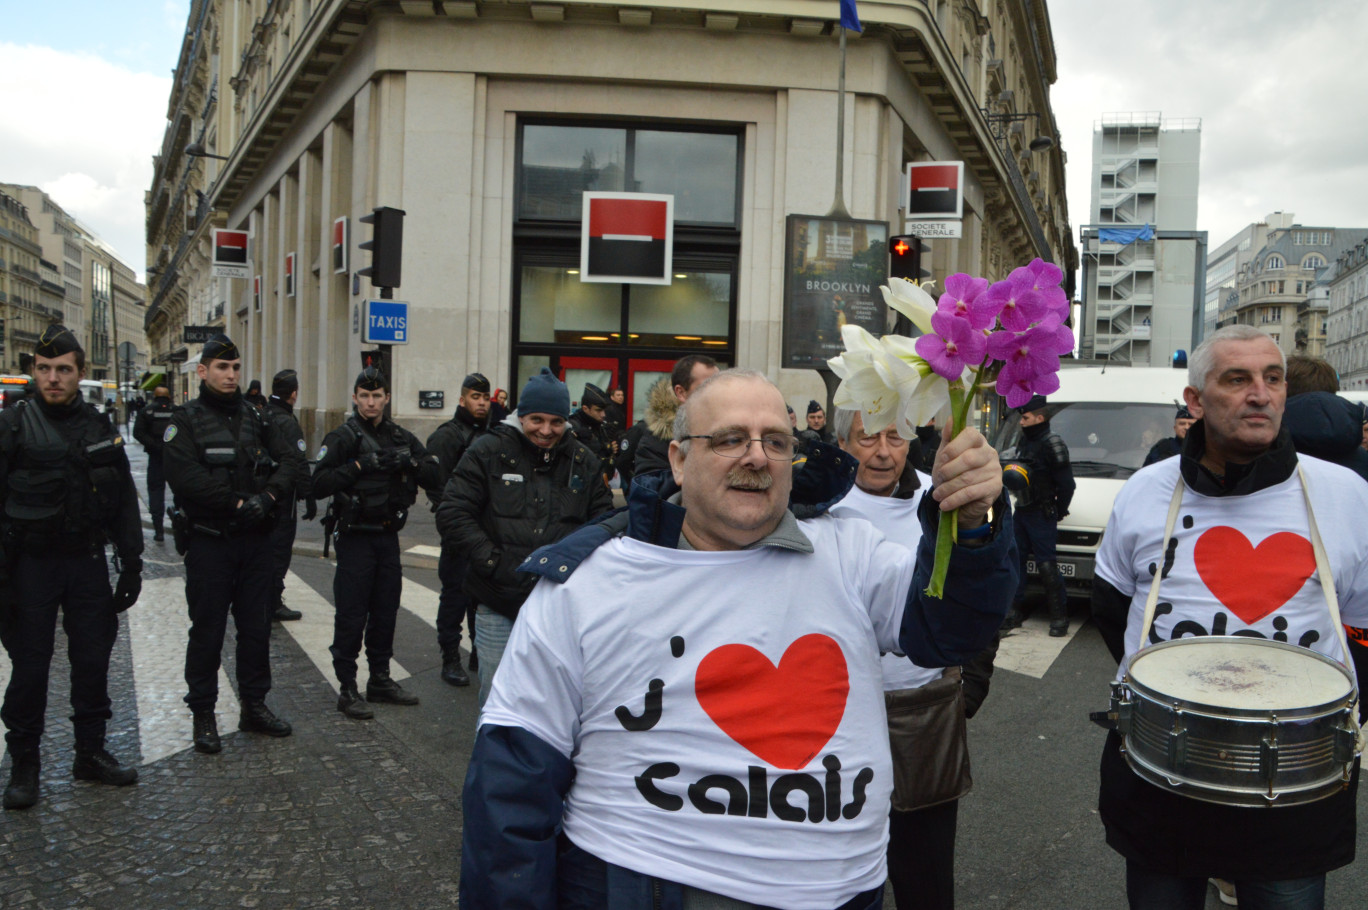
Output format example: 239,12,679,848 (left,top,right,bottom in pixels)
1,440,474,908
